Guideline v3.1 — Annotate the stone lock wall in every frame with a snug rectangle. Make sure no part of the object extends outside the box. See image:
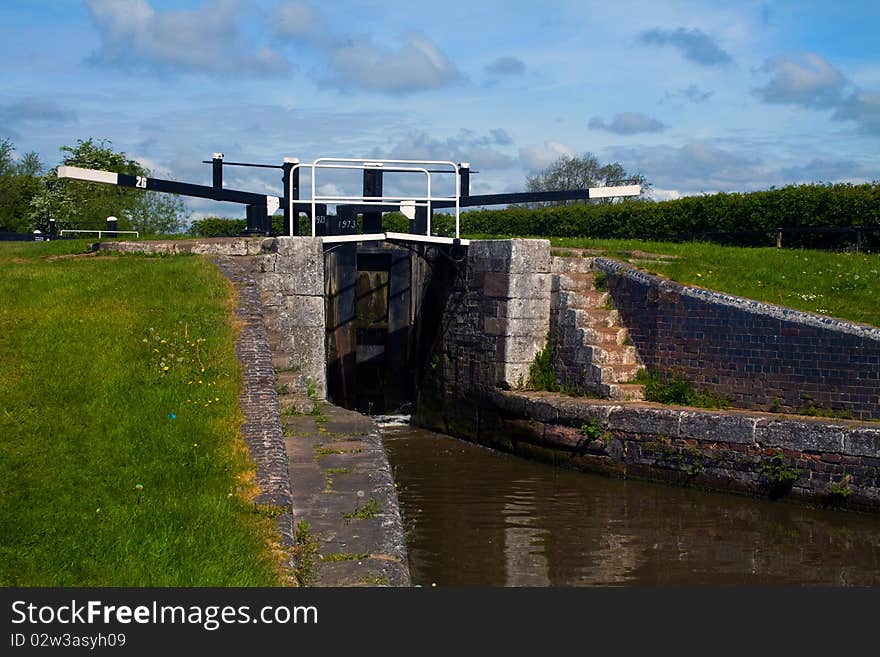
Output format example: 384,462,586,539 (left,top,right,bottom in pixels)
255,237,327,400
594,257,880,420
429,239,552,392
416,241,880,509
